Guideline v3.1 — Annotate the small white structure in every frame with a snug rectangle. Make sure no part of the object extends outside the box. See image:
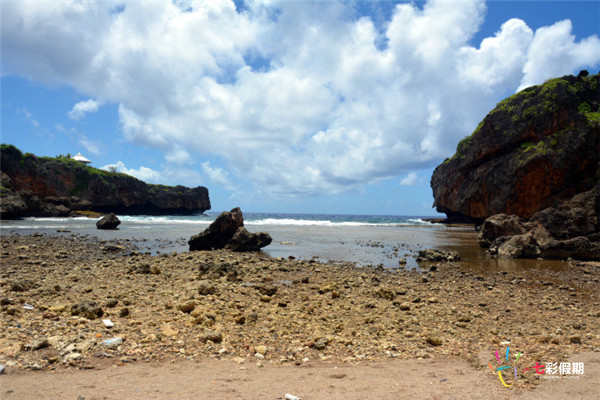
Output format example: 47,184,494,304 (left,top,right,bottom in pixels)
71,152,92,164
